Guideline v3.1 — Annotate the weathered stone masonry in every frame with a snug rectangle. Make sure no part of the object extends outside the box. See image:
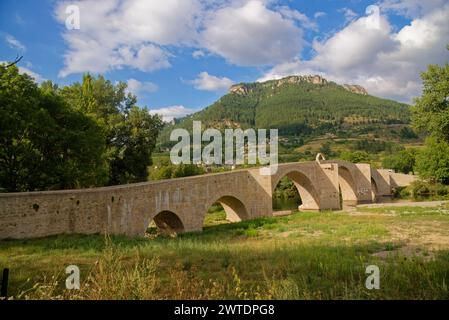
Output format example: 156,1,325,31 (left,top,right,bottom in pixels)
0,161,416,239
